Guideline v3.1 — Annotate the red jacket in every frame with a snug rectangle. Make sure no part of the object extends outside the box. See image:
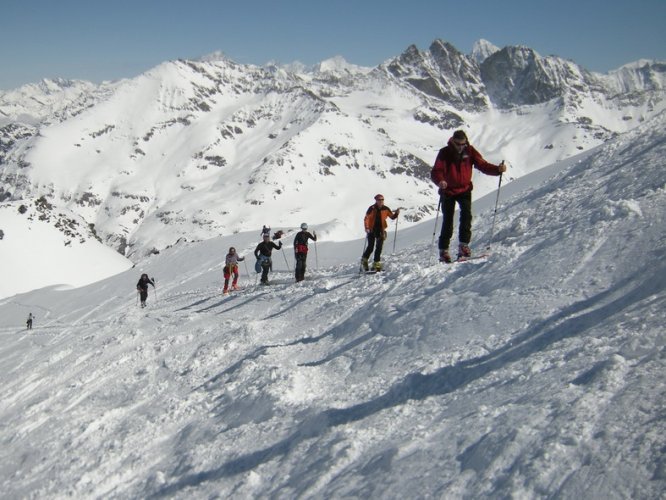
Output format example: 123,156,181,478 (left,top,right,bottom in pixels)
430,137,502,197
